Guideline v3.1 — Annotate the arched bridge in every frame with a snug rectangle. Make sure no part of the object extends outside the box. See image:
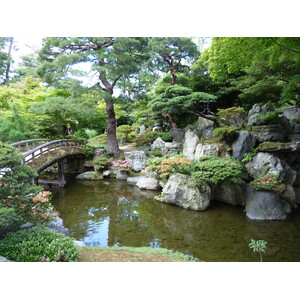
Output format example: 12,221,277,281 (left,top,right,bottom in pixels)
9,139,86,186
